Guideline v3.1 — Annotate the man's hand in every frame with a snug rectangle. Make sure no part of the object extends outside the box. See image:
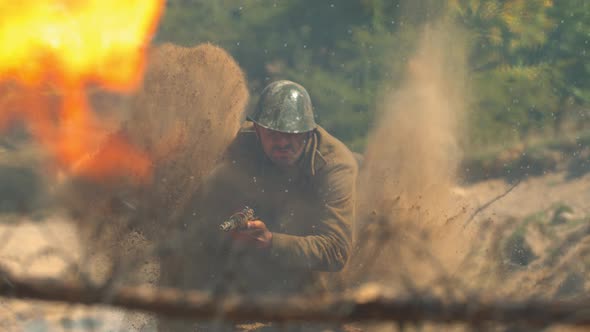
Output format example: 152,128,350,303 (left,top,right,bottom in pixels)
230,220,272,249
